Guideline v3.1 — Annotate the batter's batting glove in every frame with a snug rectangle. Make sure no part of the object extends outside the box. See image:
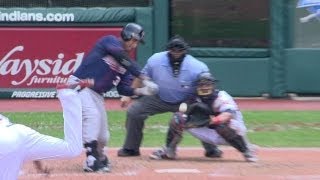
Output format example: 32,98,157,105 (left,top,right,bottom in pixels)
142,80,159,94
134,80,159,96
